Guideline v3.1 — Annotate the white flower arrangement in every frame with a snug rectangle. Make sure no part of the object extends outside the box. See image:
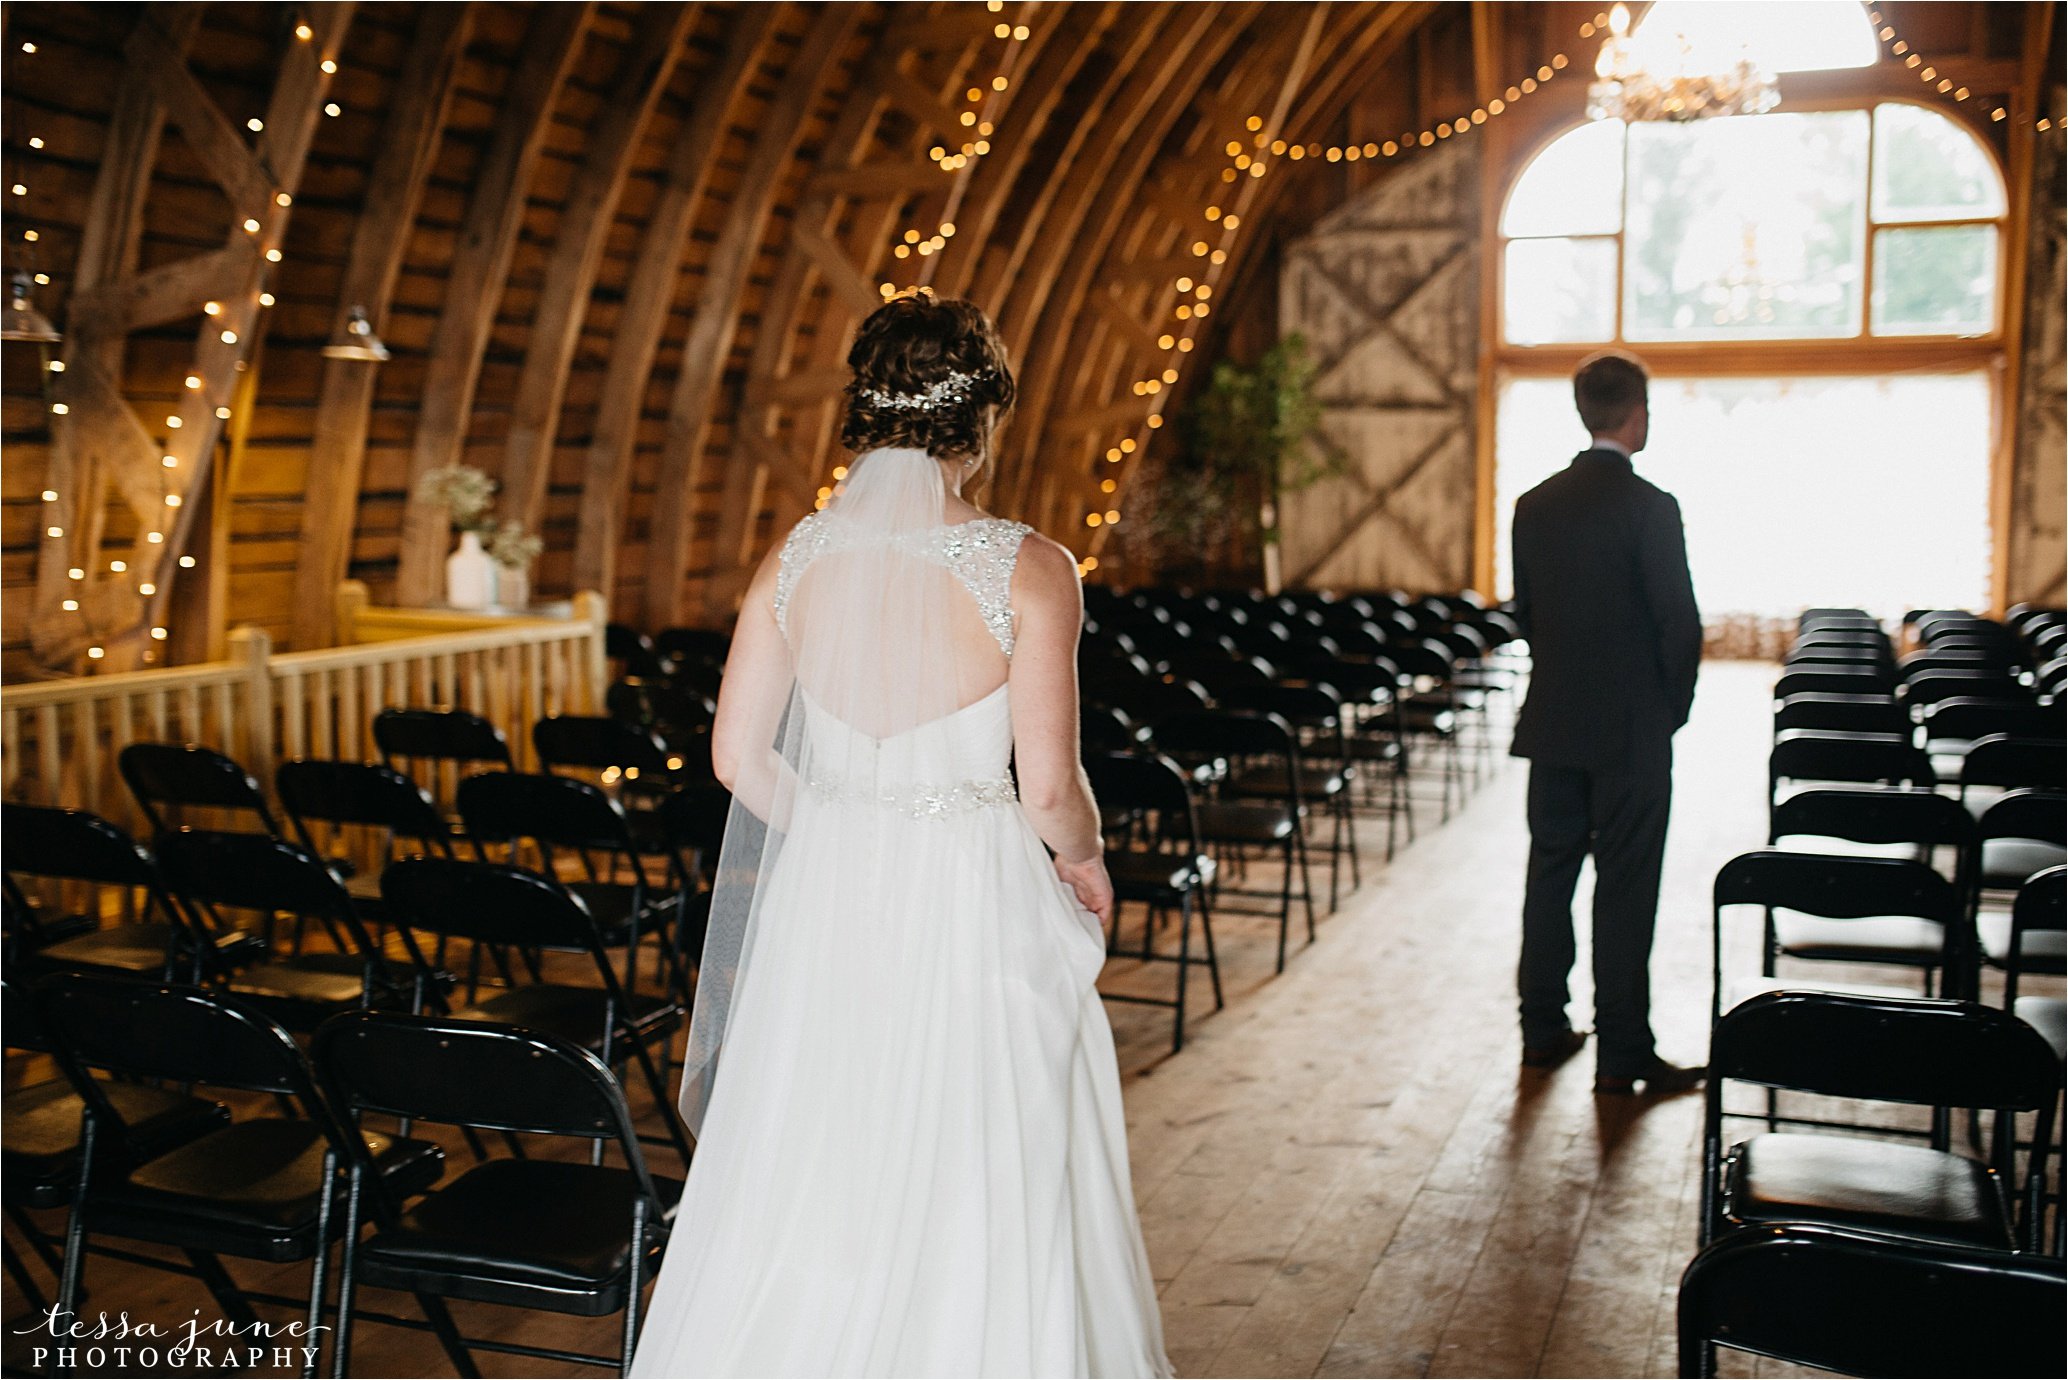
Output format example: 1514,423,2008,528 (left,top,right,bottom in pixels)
488,520,544,571
415,464,498,532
